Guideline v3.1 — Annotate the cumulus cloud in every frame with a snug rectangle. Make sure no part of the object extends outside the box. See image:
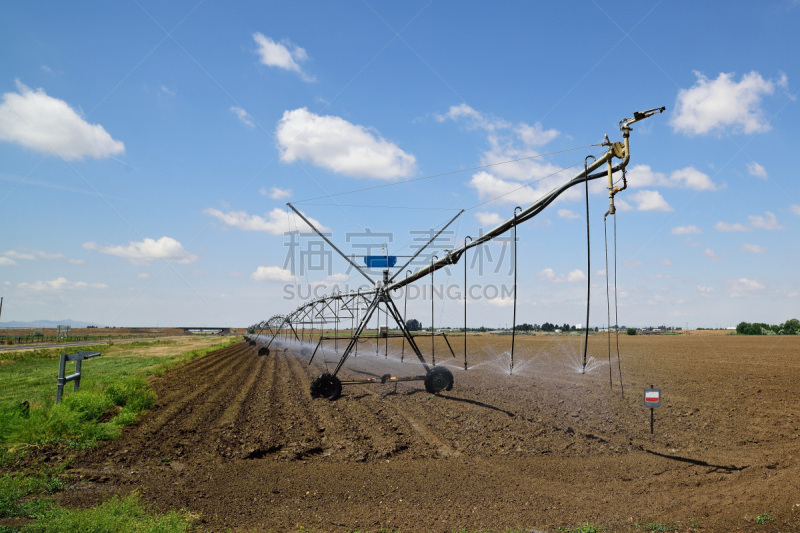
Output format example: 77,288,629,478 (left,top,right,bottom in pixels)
251,265,296,283
671,71,783,135
749,211,783,230
558,209,580,219
275,108,416,180
704,248,721,261
2,248,80,264
260,186,291,200
538,268,586,283
714,221,748,232
10,277,107,292
627,164,717,191
626,190,673,211
670,225,701,235
741,243,766,253
204,207,328,235
0,80,124,160
727,277,766,297
475,211,503,227
83,237,197,265
488,296,514,307
0,257,16,266
790,205,800,216
747,162,768,179
230,106,255,128
253,33,315,82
